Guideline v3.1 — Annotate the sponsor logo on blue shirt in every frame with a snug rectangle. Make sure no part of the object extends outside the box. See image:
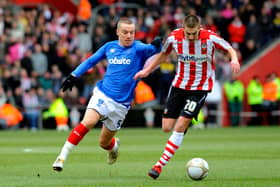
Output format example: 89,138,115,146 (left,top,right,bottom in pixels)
108,57,131,64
